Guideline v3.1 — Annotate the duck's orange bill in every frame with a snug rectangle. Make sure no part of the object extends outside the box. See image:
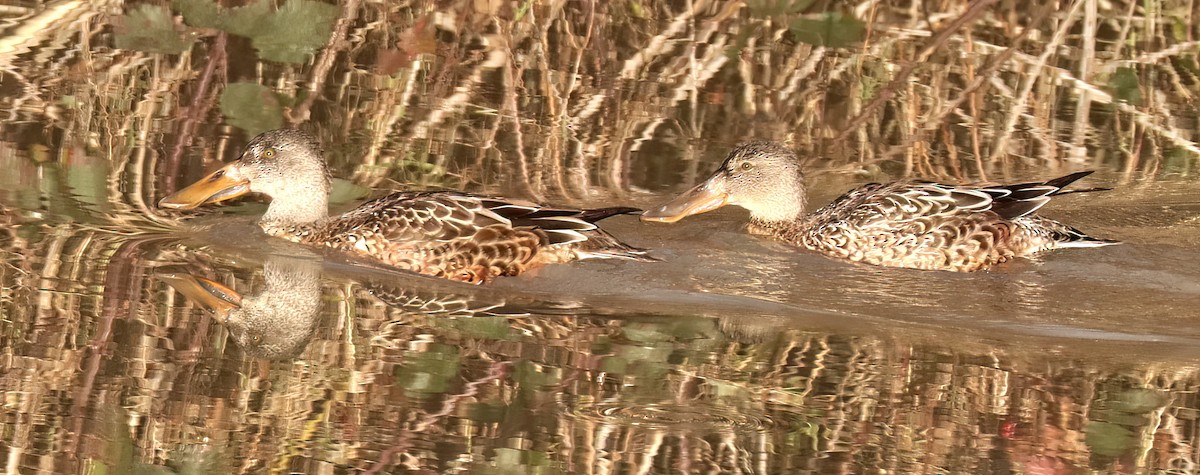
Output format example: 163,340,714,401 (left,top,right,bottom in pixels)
156,271,243,318
159,162,250,210
640,178,729,223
